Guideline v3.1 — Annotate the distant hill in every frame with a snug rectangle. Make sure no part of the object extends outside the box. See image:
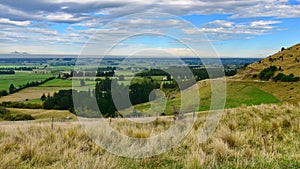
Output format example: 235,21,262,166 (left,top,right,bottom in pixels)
234,43,300,80
10,51,29,55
